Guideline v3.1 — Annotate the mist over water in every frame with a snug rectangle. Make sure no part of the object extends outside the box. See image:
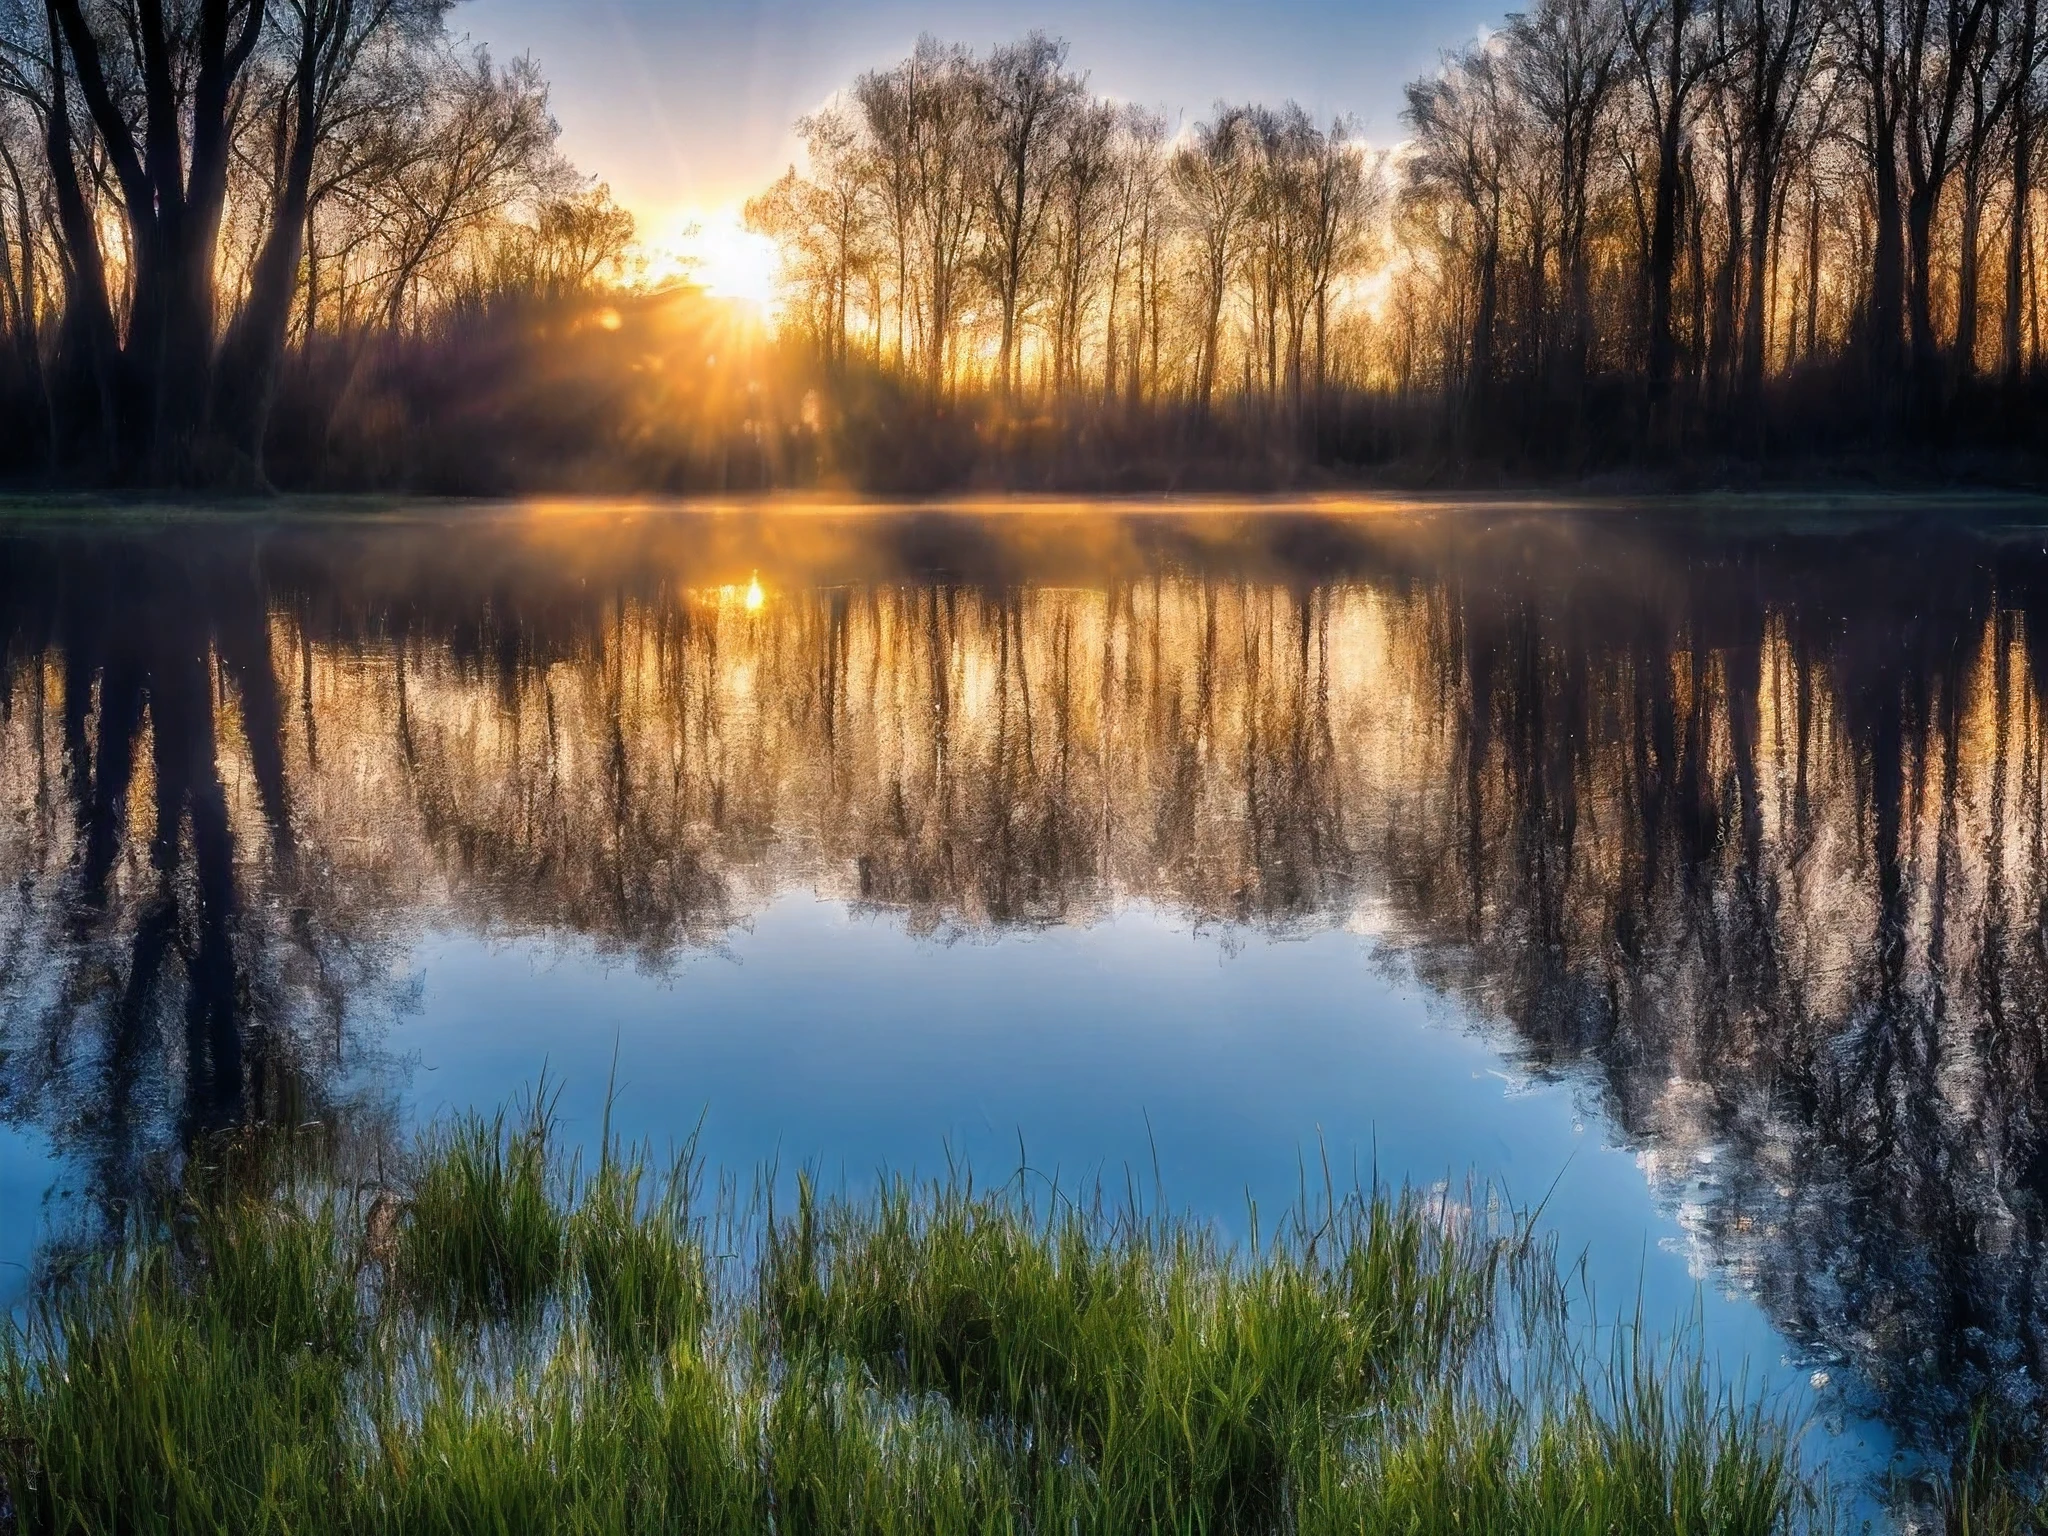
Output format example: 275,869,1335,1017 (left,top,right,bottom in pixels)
3,501,2045,1503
